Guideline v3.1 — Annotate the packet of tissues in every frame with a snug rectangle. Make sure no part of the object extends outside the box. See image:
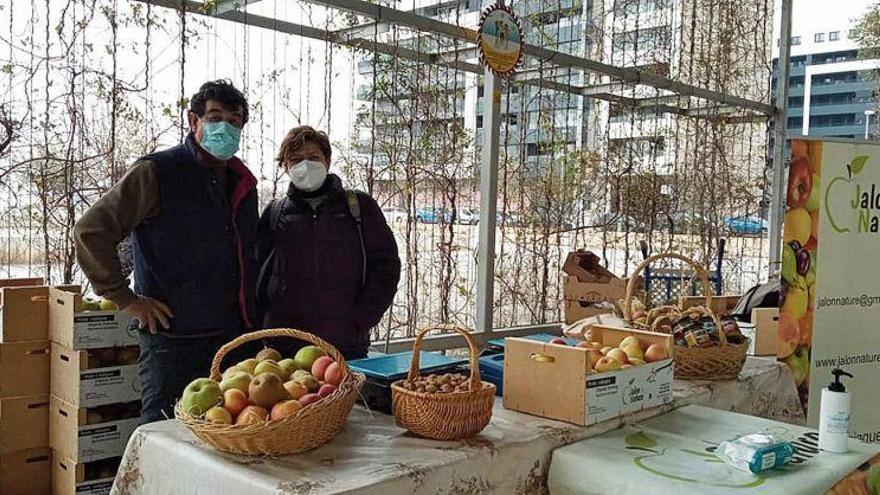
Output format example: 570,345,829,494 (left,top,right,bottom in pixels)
716,433,795,474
